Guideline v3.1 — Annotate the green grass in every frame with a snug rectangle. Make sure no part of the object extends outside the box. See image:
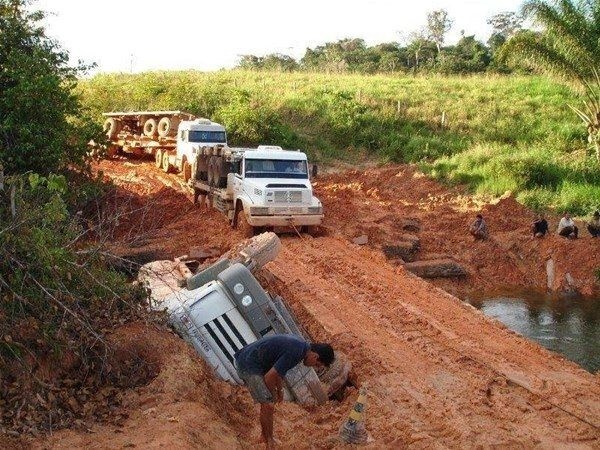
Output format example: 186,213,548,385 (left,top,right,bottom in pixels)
79,70,600,214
